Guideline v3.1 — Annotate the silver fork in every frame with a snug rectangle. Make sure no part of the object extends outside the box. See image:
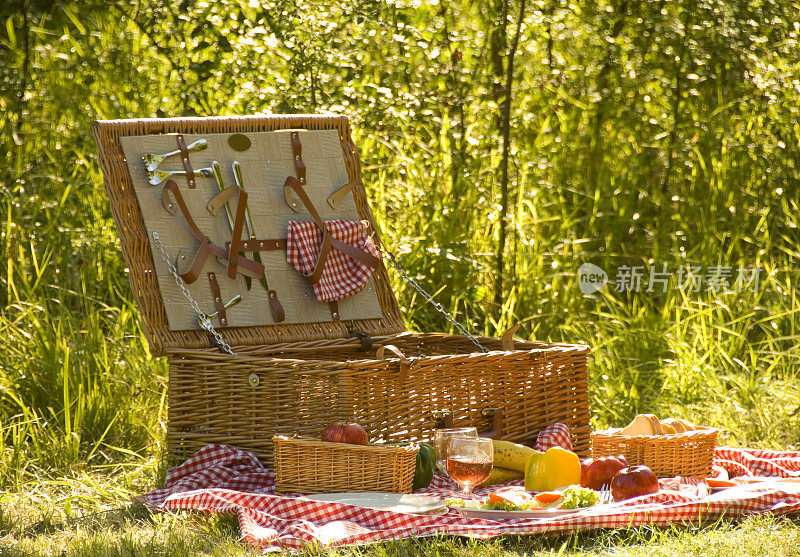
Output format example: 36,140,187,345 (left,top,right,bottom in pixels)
599,484,613,504
142,139,208,171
